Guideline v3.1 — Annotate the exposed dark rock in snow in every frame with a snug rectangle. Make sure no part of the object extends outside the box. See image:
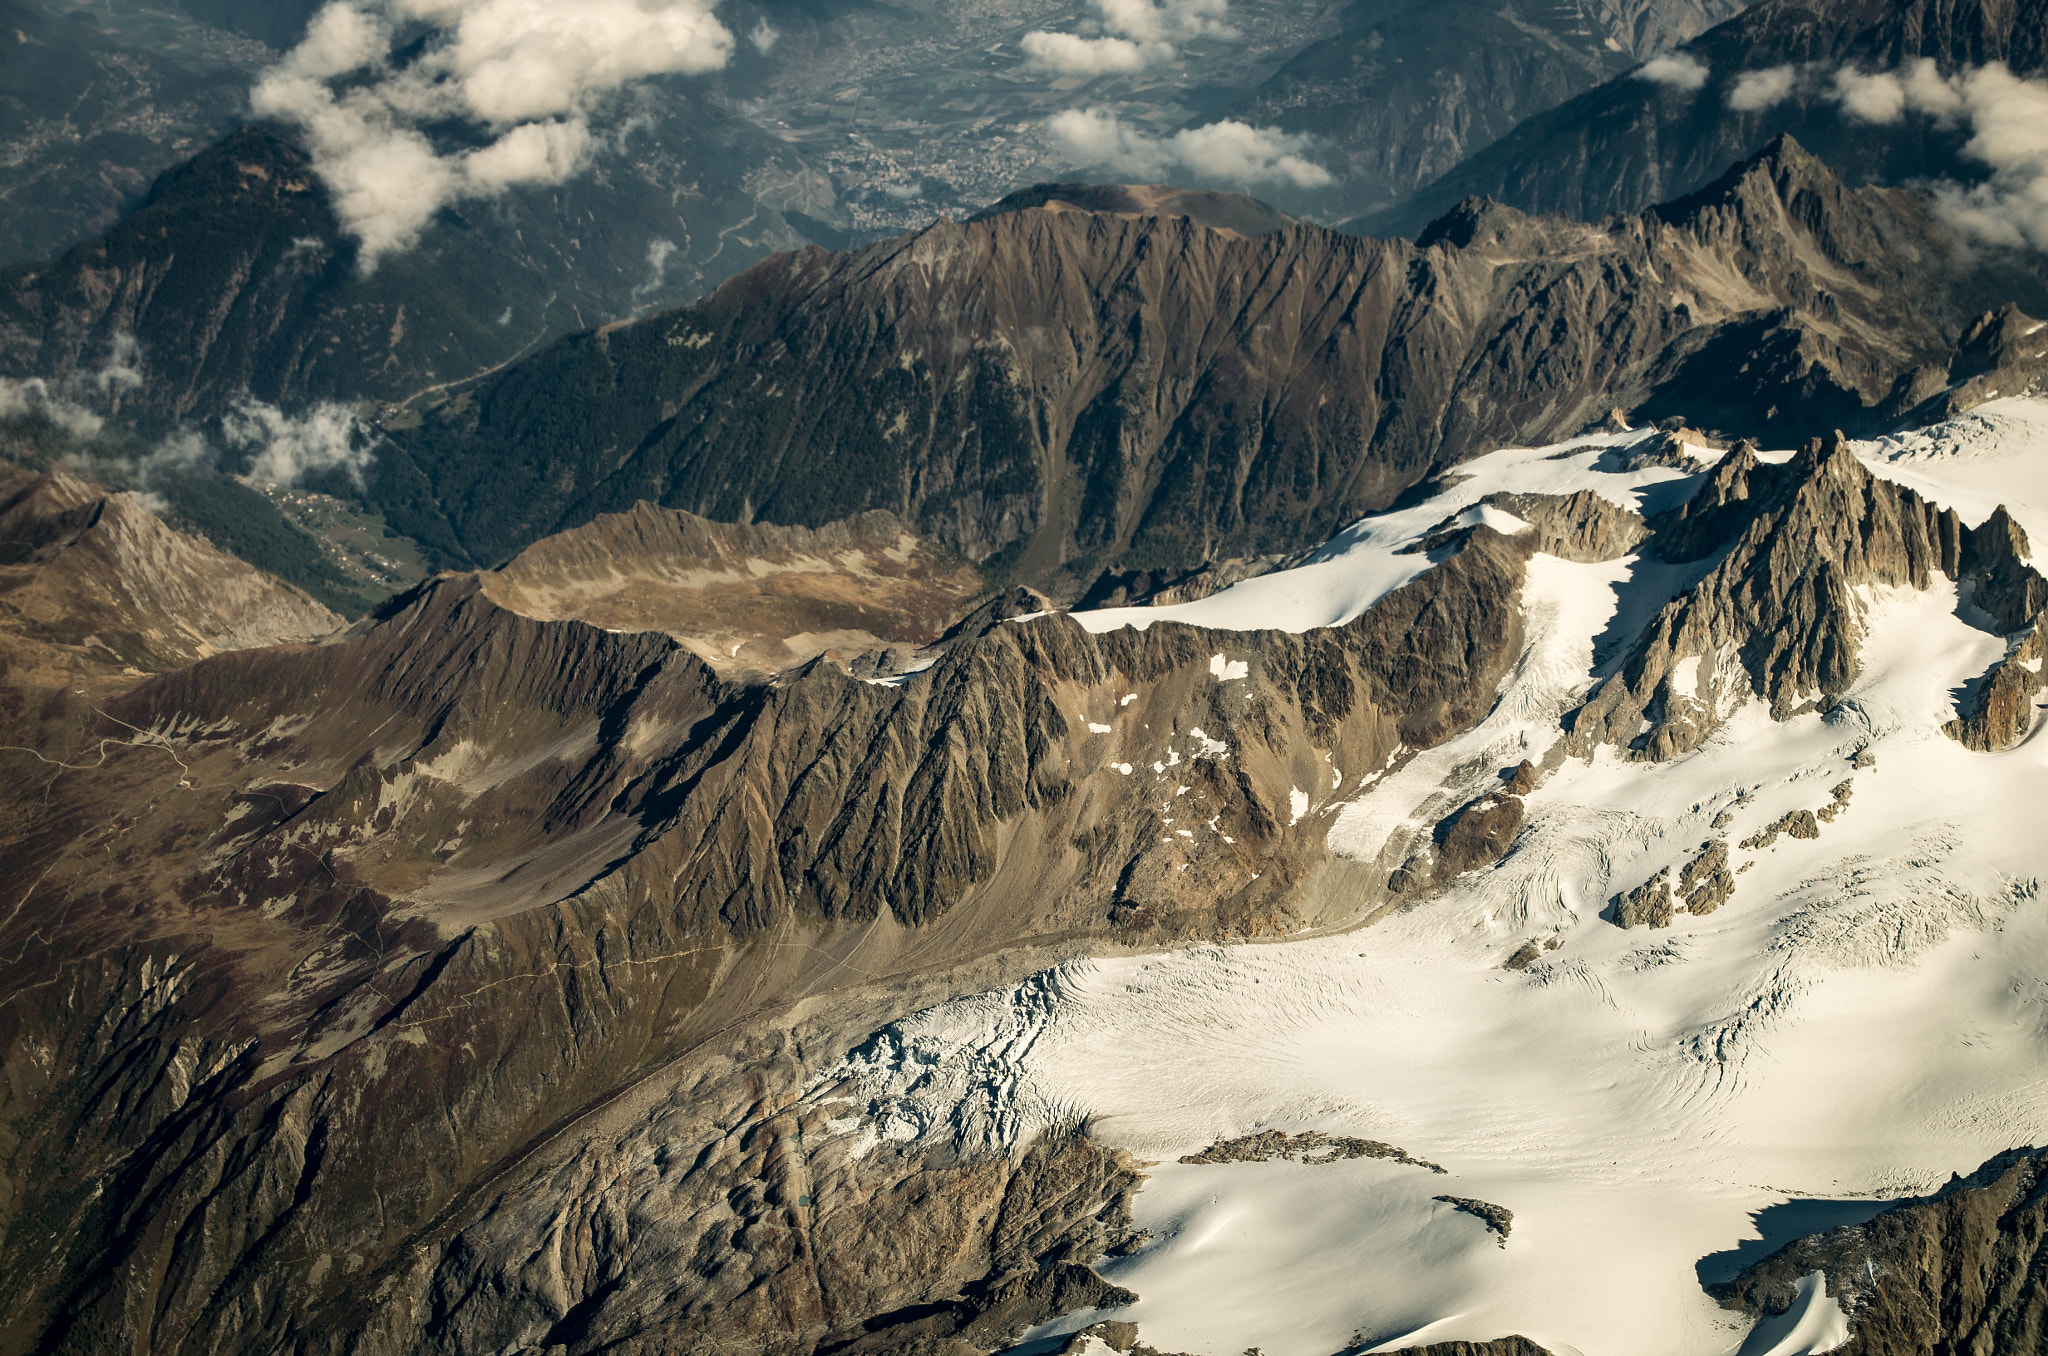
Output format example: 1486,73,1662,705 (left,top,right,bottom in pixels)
1742,810,1821,850
1181,1130,1445,1174
1677,840,1734,916
1614,868,1675,929
1709,1146,2048,1354
1436,1195,1515,1245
